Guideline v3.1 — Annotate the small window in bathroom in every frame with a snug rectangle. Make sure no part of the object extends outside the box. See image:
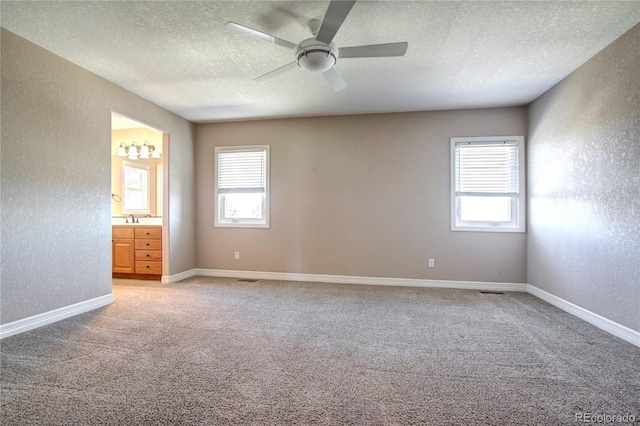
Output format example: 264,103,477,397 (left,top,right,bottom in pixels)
123,162,149,213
